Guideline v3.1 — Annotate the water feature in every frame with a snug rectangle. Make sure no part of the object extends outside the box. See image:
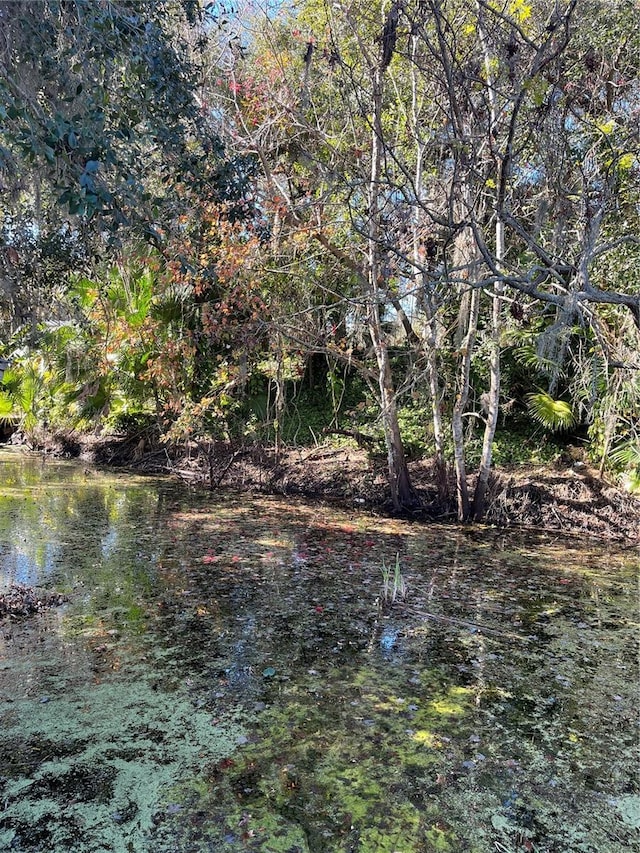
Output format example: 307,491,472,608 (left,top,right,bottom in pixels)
0,448,637,852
